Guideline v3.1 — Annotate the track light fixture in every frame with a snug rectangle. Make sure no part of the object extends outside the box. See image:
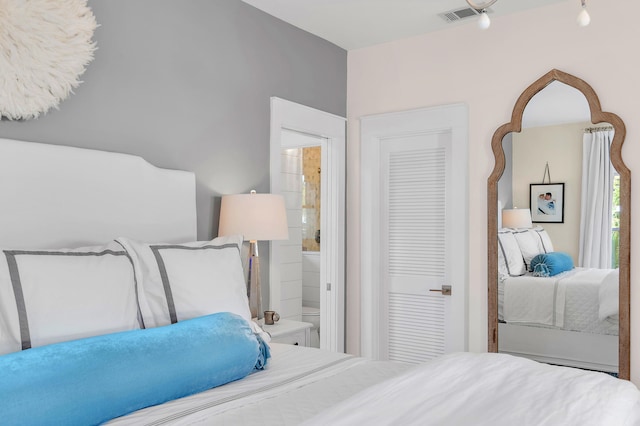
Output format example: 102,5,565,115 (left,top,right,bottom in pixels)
464,0,496,29
465,0,591,30
577,0,591,27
